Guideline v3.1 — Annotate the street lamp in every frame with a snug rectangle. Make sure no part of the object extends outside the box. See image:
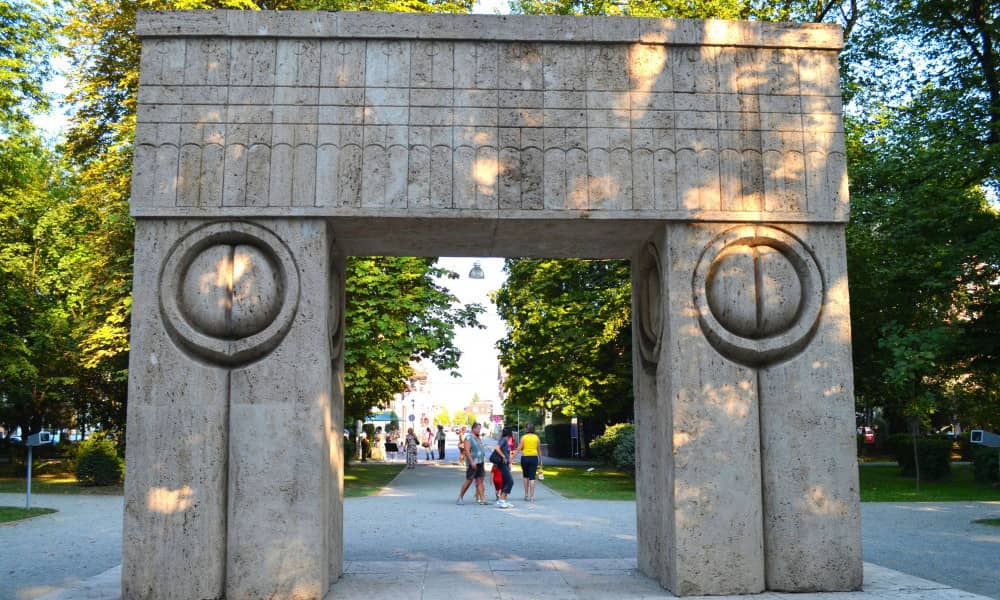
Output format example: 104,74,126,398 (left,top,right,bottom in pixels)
468,261,485,279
